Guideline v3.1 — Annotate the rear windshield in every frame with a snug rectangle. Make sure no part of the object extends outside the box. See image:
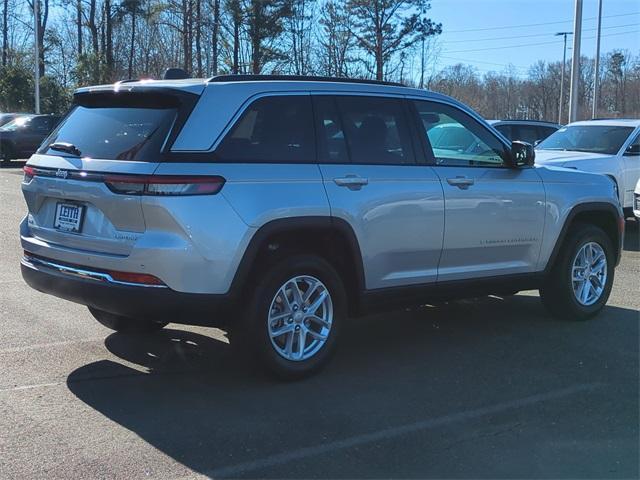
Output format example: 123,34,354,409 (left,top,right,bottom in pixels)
40,94,178,161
